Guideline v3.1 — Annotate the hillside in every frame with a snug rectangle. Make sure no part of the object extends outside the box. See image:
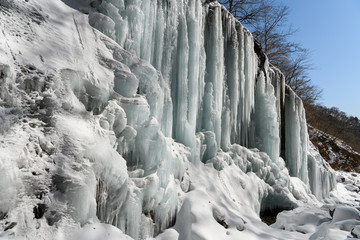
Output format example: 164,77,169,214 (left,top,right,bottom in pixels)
309,125,360,172
306,104,360,153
